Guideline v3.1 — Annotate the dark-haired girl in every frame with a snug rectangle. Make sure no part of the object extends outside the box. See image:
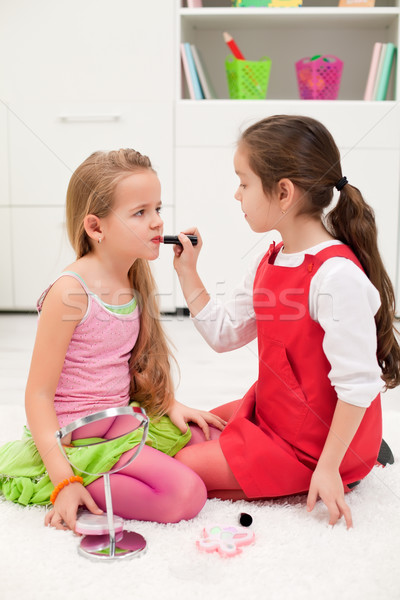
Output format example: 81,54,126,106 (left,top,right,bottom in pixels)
173,115,399,528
